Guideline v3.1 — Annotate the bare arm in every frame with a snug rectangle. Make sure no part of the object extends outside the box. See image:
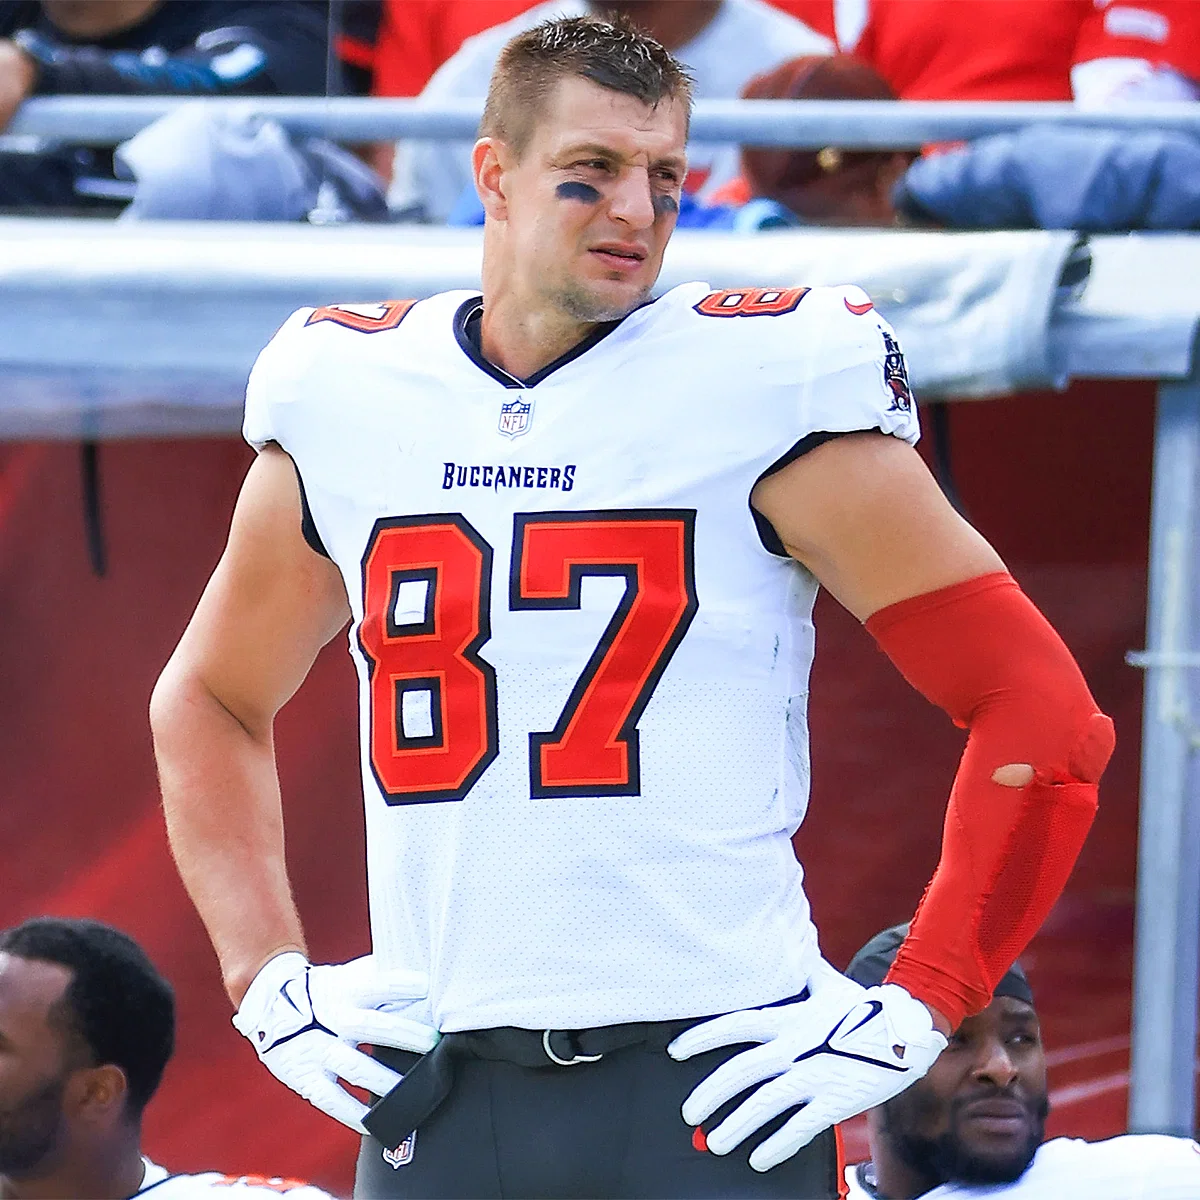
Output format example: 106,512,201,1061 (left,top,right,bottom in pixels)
751,430,1003,623
150,445,351,1005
